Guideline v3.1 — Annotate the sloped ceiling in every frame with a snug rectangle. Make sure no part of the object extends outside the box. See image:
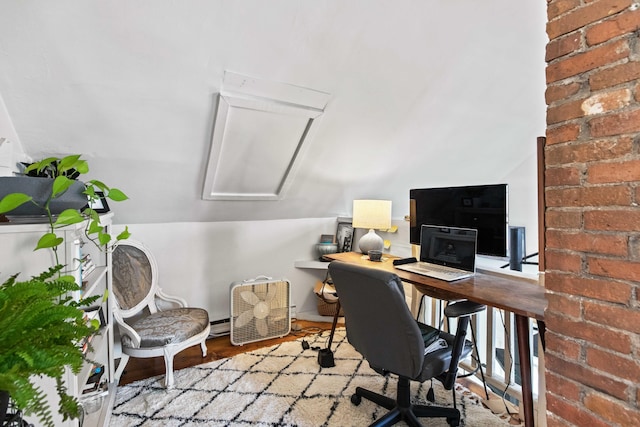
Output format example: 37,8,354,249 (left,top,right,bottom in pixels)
0,1,547,225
